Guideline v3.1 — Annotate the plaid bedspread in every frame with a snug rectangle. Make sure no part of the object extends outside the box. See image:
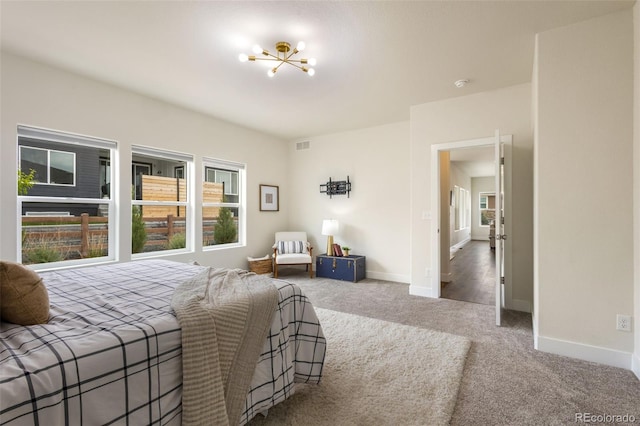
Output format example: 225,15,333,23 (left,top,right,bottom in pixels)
0,260,326,425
